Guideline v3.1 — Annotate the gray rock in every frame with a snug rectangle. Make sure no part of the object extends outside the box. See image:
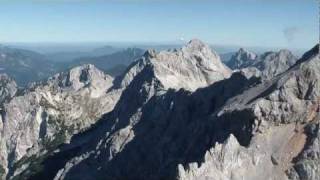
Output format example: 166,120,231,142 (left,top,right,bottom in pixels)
116,39,231,91
51,44,318,180
255,49,298,79
2,41,319,180
0,74,17,104
287,123,320,180
226,48,258,70
0,64,122,178
178,45,319,180
226,48,298,79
